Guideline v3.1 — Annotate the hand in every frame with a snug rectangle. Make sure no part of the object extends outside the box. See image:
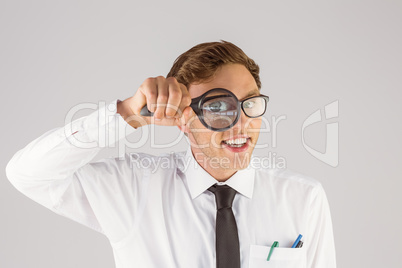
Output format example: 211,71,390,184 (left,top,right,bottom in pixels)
117,76,194,129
